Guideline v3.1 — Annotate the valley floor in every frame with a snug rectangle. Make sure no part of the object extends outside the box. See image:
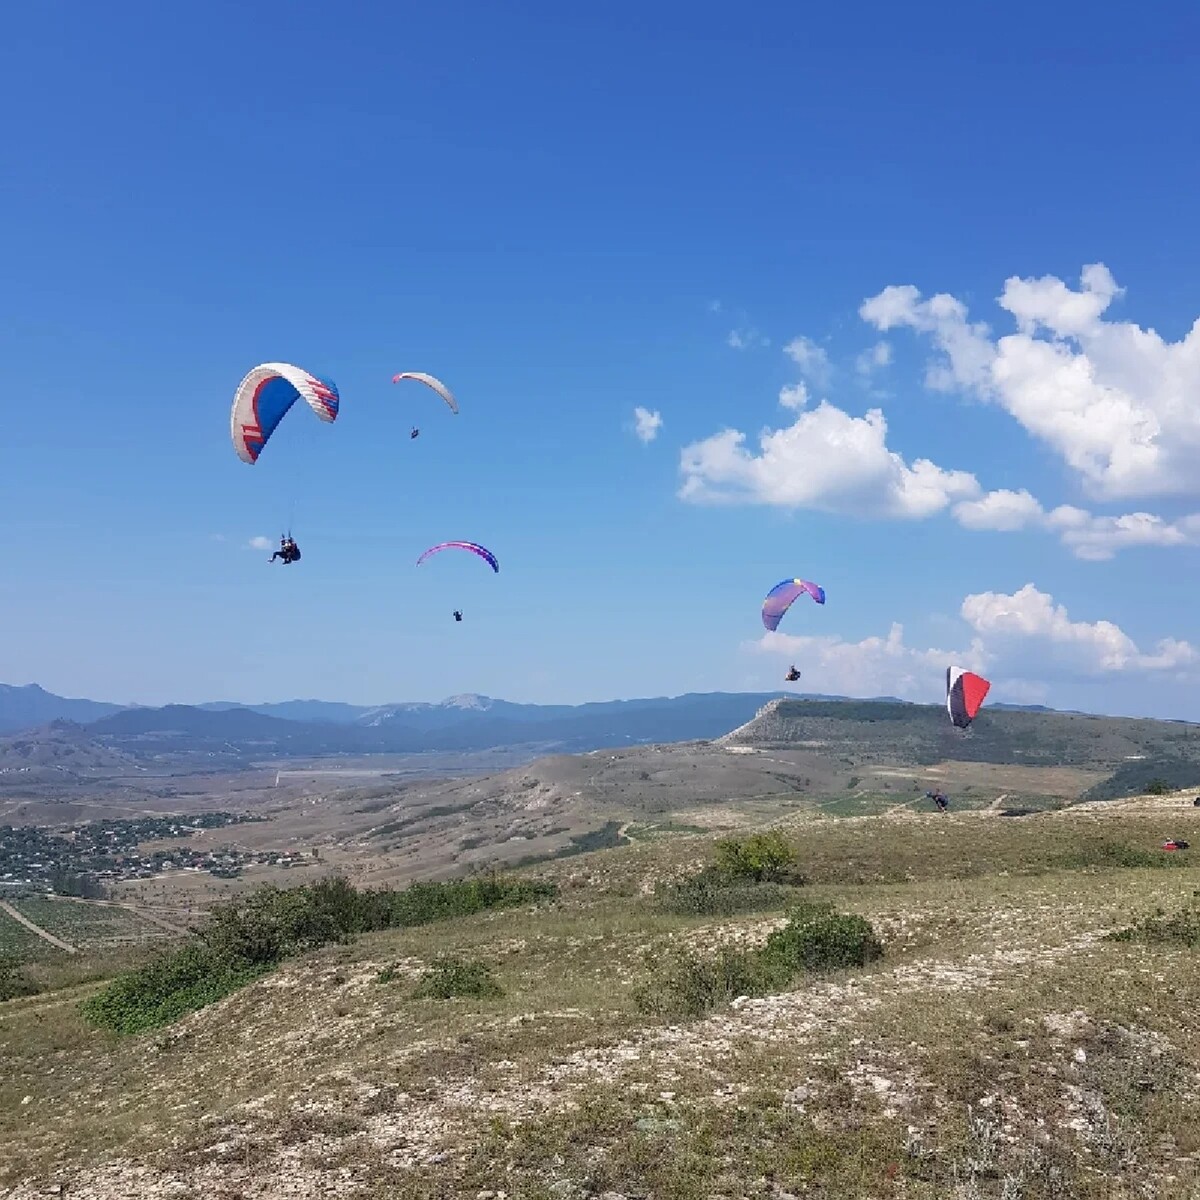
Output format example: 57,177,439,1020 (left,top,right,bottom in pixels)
2,795,1199,1199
